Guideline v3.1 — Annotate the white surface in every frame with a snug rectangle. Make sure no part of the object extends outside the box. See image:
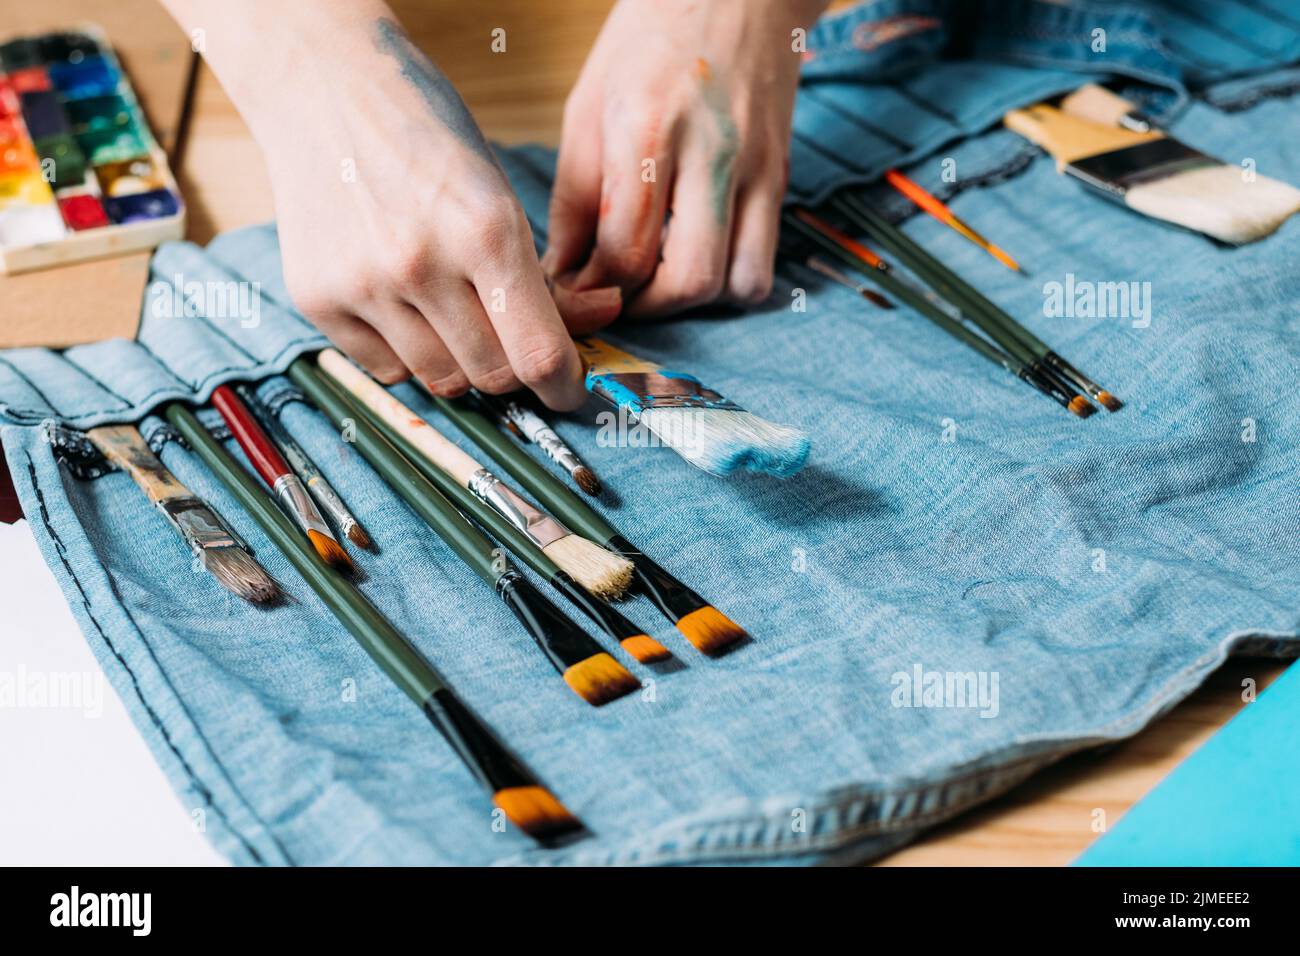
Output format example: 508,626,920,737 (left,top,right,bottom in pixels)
0,519,226,866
